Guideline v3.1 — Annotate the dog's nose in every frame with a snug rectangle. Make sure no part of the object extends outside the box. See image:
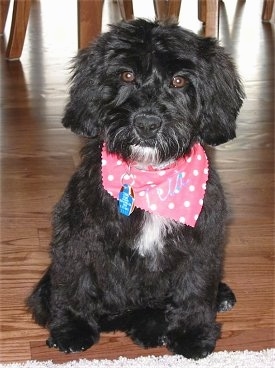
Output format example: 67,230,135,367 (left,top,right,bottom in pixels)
133,114,162,138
